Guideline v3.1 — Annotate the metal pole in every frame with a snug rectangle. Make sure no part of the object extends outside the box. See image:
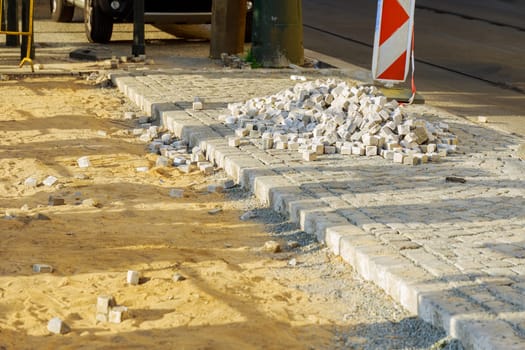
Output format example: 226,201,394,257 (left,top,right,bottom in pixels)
252,0,304,67
21,0,34,59
6,0,19,46
210,0,246,59
132,0,145,56
1,0,5,30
